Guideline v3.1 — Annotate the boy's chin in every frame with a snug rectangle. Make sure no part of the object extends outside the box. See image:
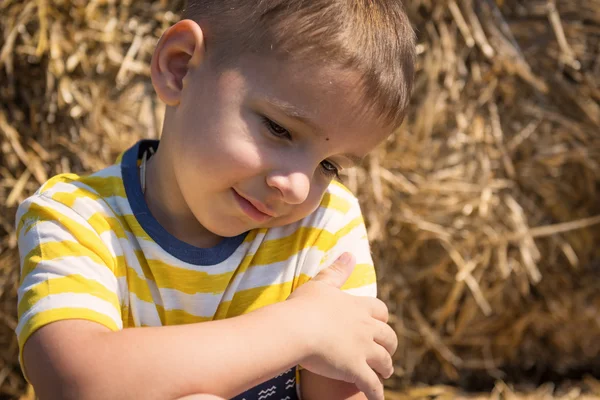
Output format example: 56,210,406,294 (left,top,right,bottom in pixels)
202,220,260,238
202,213,309,238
